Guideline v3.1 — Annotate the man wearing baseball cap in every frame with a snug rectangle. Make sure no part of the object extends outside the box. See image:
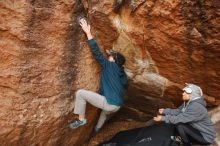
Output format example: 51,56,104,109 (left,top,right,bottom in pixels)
154,83,216,146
